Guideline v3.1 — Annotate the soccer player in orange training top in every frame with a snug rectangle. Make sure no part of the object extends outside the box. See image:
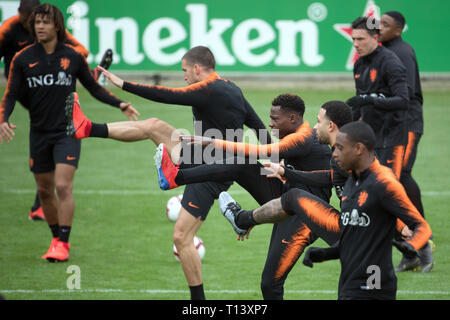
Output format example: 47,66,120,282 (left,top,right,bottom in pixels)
379,11,433,272
154,94,333,299
65,46,270,300
346,16,408,182
0,0,113,220
0,4,138,262
221,121,432,299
